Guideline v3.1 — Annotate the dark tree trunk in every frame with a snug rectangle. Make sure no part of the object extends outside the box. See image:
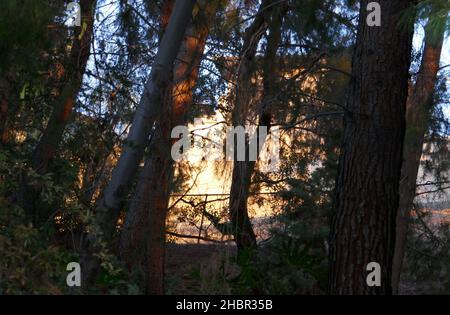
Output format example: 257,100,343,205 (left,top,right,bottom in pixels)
227,0,275,256
328,0,414,295
20,0,96,224
137,109,173,296
391,16,445,294
34,0,96,174
119,0,218,294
